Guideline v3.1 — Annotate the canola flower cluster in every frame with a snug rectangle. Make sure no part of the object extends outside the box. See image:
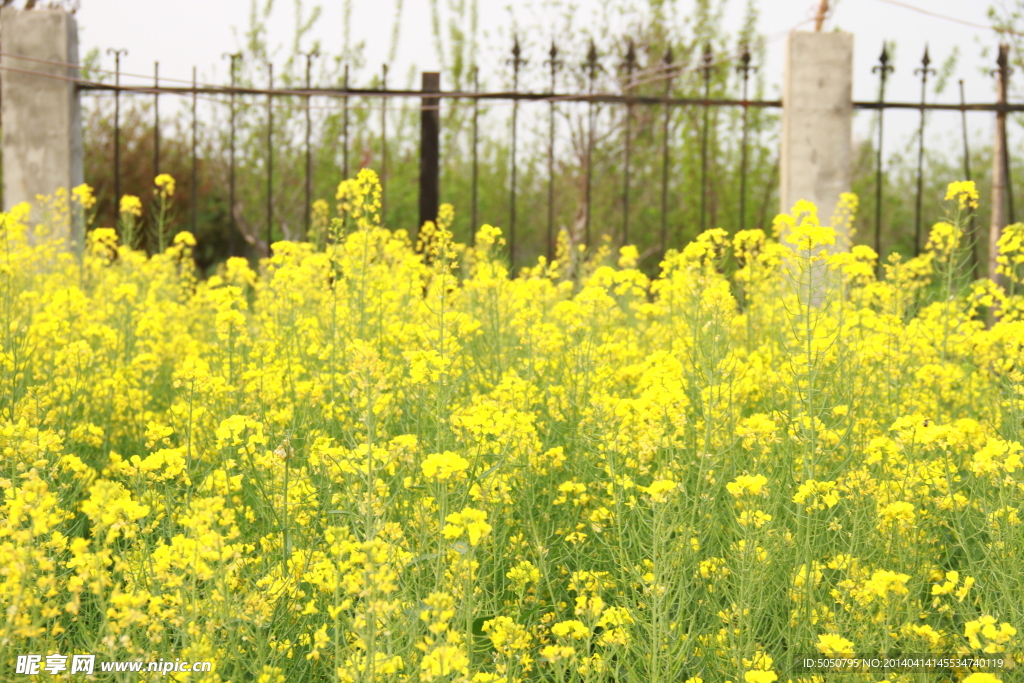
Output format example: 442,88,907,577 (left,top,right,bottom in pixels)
0,171,1022,683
